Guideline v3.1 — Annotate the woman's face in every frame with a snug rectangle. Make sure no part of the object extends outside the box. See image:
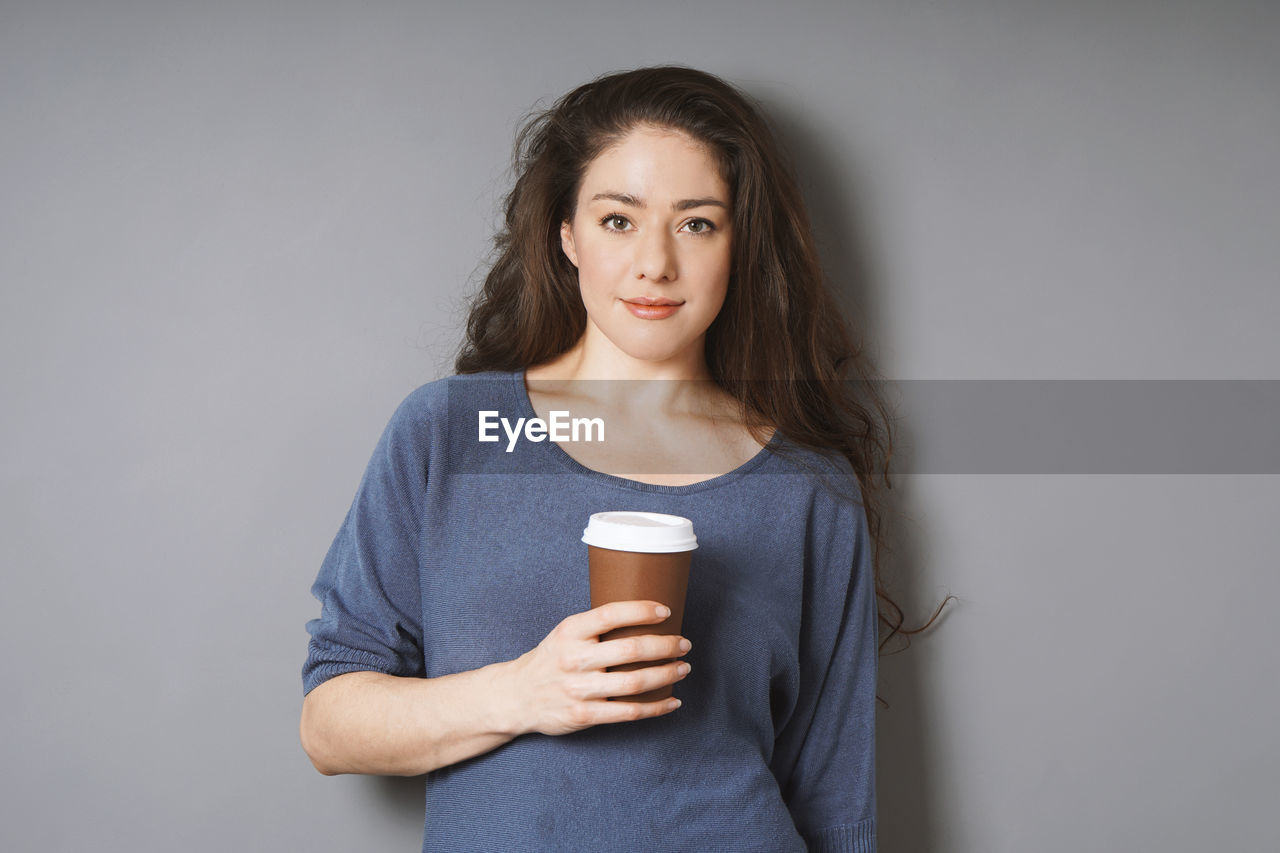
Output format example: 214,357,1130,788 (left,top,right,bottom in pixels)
560,125,732,372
